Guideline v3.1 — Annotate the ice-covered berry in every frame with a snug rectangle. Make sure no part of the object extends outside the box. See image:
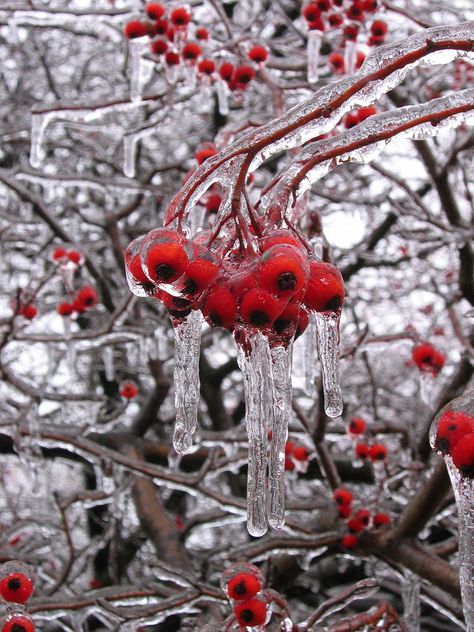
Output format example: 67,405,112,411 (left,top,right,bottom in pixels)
349,417,366,435
1,614,35,632
373,512,391,528
341,534,358,549
369,443,387,462
451,432,474,475
434,411,474,454
124,21,148,39
120,382,138,399
145,3,165,20
303,260,344,312
0,566,34,604
234,597,267,627
227,573,262,601
333,487,352,506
